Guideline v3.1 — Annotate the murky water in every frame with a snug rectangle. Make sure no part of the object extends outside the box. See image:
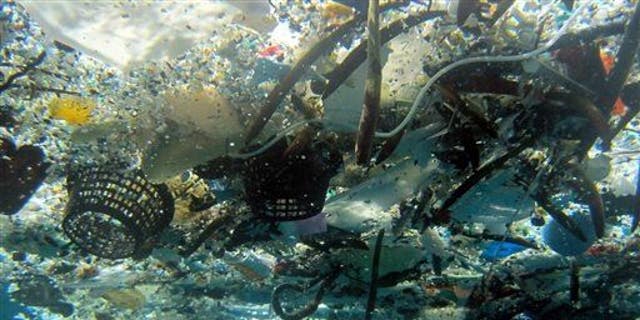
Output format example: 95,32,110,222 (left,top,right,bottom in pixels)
1,1,639,319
